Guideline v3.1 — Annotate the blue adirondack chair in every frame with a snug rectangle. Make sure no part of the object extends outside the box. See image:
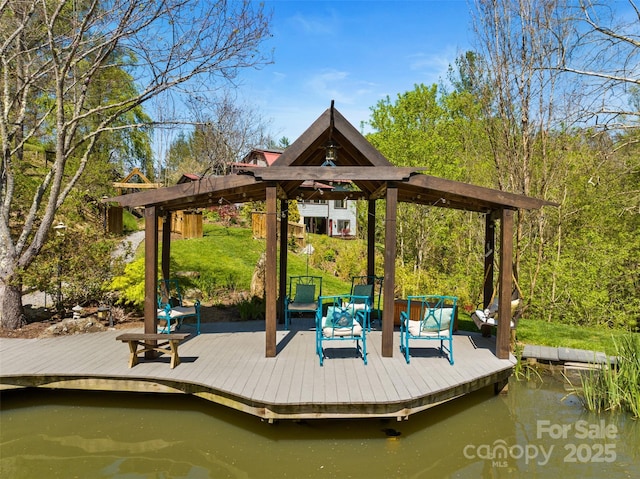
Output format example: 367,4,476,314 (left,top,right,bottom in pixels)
315,294,369,366
349,275,383,330
284,275,322,330
157,278,201,335
400,295,457,365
